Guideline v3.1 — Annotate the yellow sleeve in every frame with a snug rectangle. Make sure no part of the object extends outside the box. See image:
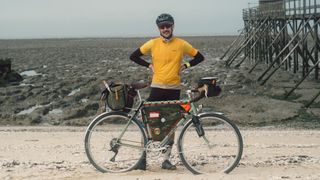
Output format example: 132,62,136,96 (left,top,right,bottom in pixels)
183,41,198,57
140,39,154,55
